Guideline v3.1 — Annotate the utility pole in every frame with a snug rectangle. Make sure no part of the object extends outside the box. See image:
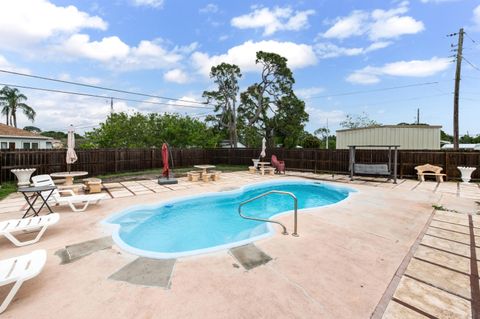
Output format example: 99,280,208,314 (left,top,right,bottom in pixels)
452,28,464,150
417,108,420,125
110,97,114,114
